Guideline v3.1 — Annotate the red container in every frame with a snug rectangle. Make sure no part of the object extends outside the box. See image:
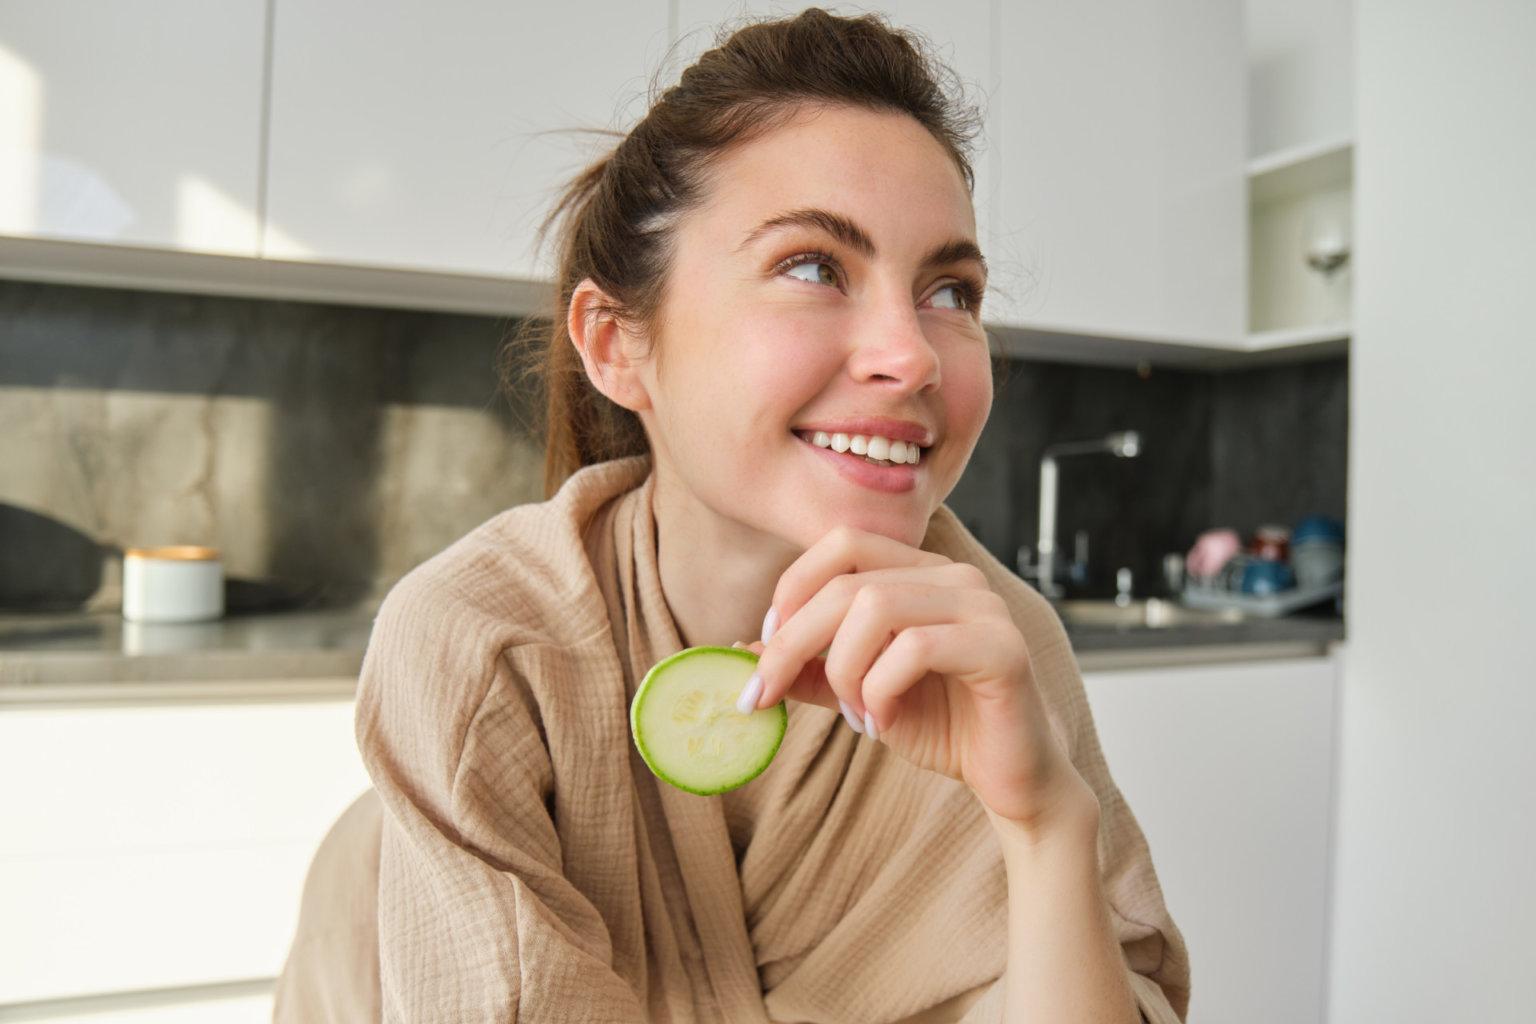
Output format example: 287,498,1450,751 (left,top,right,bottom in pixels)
1250,524,1291,563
